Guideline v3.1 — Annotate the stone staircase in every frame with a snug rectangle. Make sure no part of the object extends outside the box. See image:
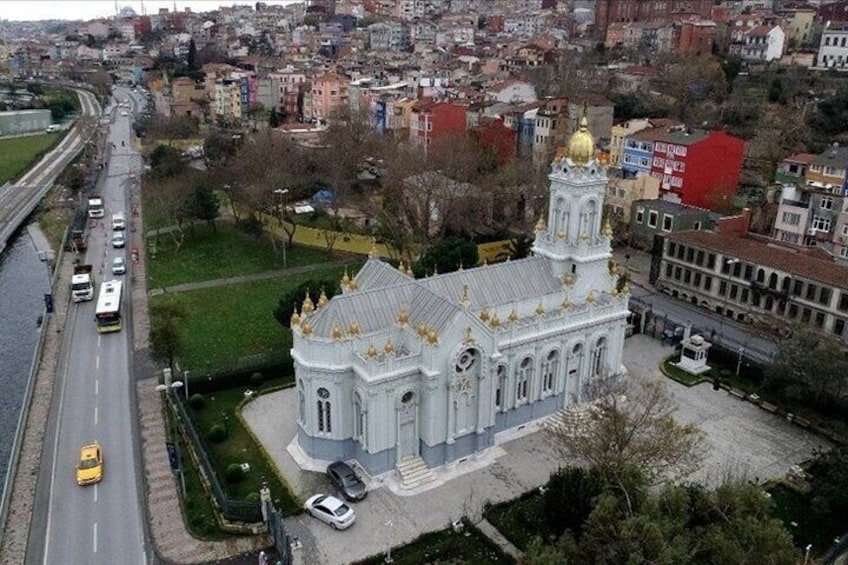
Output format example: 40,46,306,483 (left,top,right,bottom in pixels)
544,403,593,437
395,455,438,490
